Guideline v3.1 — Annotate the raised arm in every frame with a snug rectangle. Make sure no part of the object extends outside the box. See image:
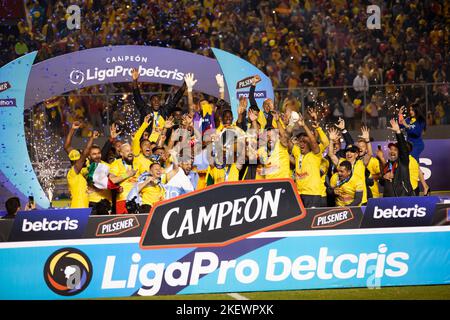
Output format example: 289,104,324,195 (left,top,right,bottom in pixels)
308,108,329,151
376,146,387,167
298,113,320,154
328,127,341,166
388,118,409,166
249,75,261,110
101,123,122,162
73,130,99,174
360,125,372,166
273,112,290,148
64,121,80,154
184,73,197,114
216,74,225,100
335,117,354,147
132,114,152,155
157,116,175,148
236,96,248,130
131,68,147,116
162,81,187,118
